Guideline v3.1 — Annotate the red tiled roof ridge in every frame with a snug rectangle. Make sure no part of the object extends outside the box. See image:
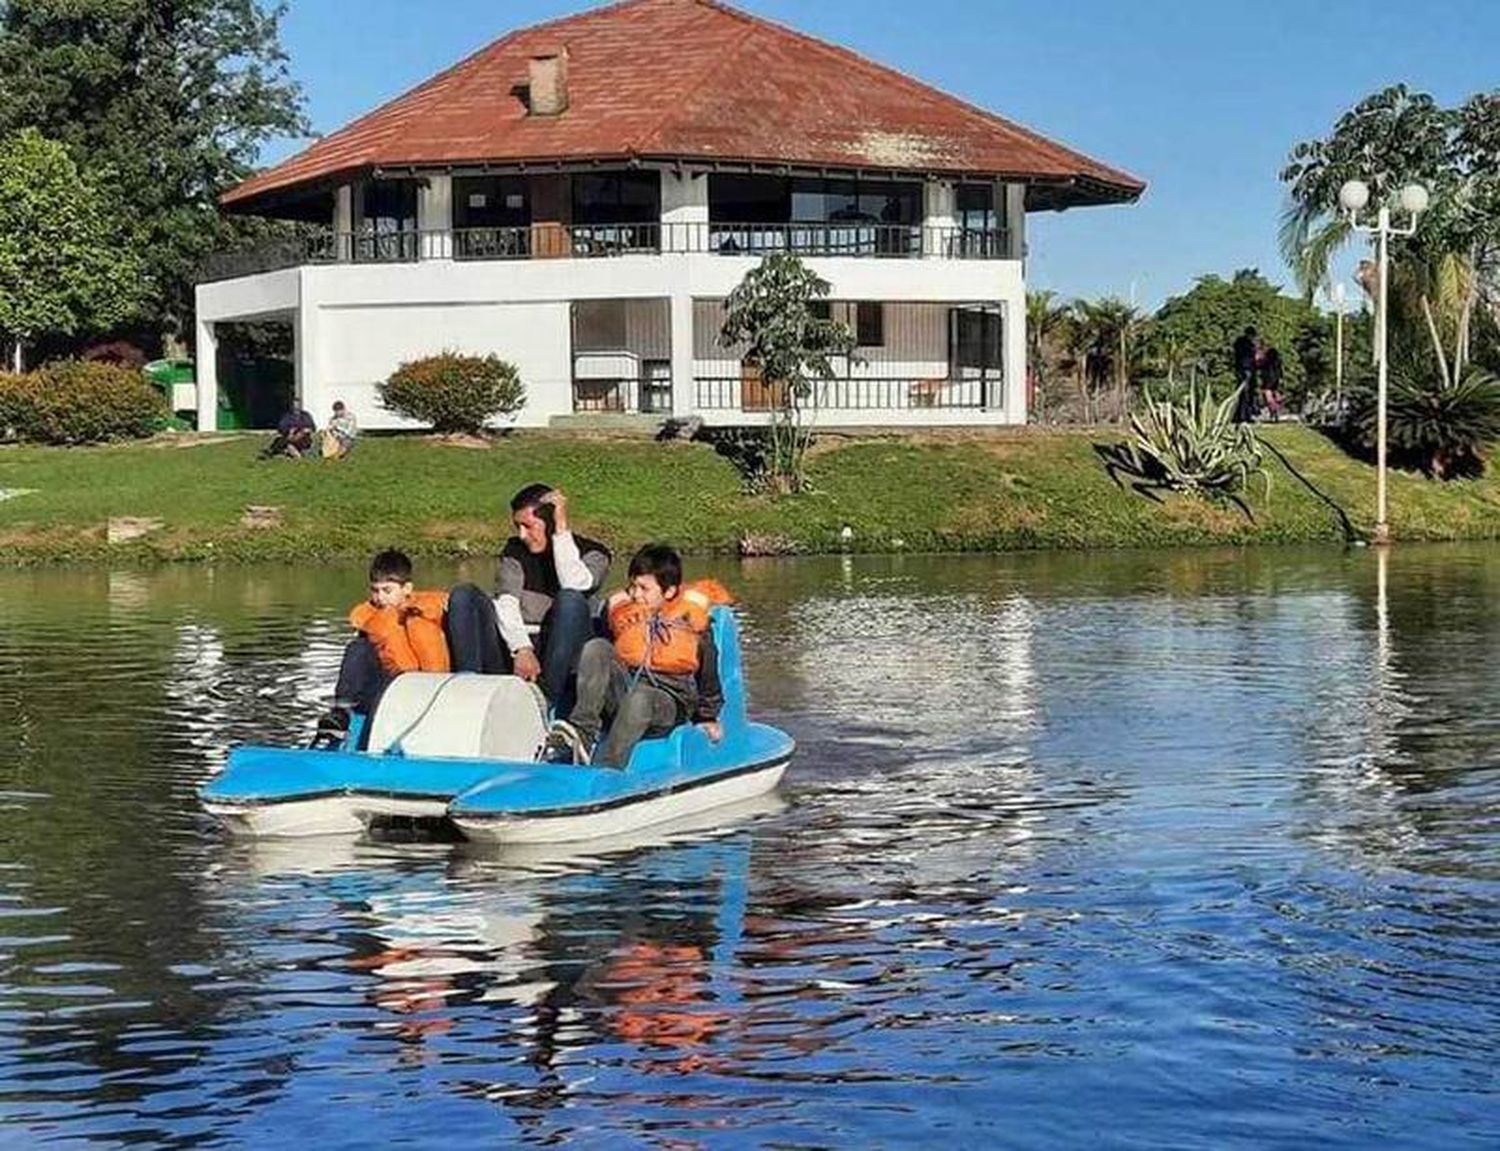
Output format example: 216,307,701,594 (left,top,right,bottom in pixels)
653,0,1140,188
620,1,760,160
223,0,1144,209
240,0,659,190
